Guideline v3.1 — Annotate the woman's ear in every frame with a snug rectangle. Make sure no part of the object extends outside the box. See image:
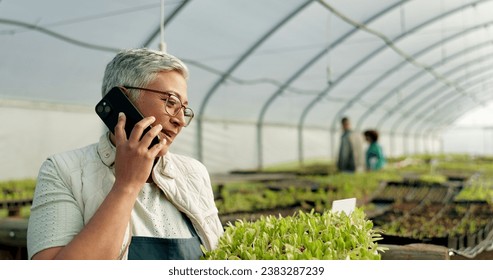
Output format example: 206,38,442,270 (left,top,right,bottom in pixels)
118,86,129,96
